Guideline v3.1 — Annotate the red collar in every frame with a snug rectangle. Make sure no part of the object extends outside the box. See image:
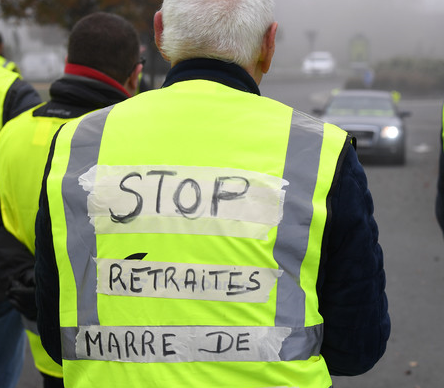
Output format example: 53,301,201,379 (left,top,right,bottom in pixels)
64,63,131,98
